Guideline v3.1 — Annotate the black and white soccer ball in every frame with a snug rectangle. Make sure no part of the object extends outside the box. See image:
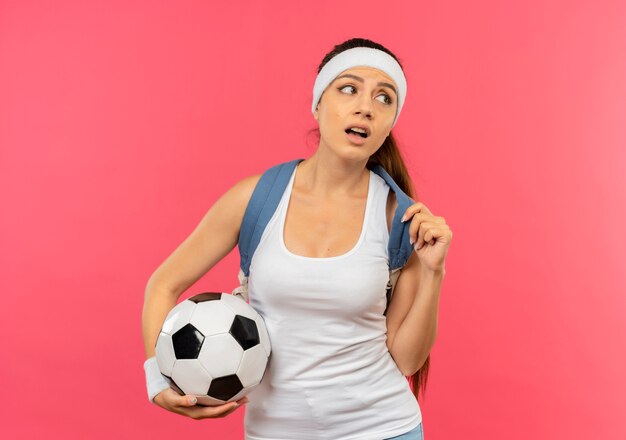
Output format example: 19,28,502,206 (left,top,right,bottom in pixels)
155,292,271,406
